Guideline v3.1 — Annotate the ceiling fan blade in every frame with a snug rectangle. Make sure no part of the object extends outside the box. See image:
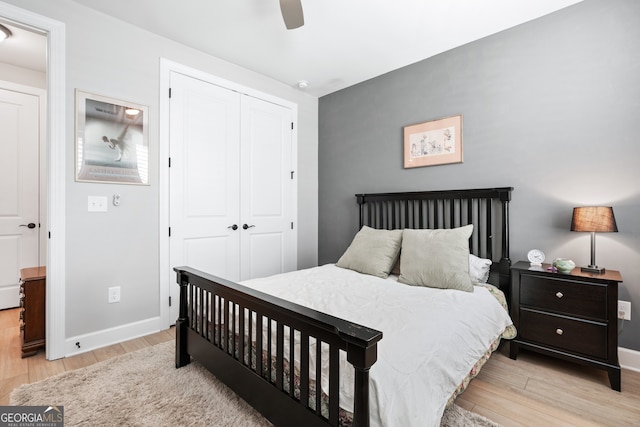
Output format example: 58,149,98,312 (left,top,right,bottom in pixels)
279,0,304,29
